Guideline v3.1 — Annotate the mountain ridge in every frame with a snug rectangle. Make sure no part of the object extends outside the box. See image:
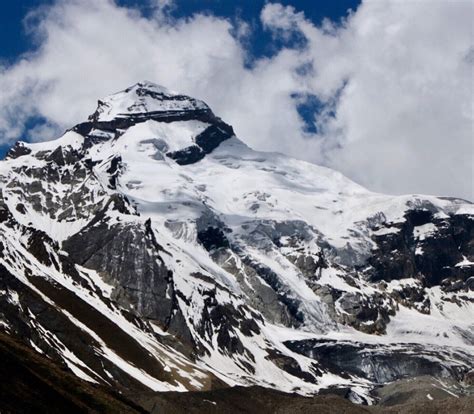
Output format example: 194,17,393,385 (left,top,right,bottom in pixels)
0,82,472,408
